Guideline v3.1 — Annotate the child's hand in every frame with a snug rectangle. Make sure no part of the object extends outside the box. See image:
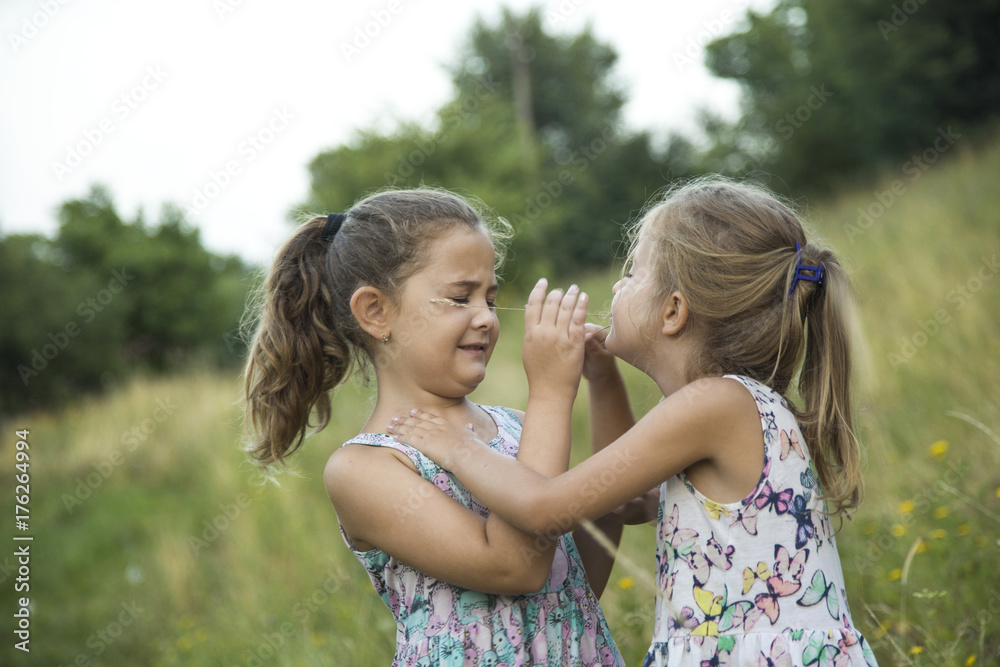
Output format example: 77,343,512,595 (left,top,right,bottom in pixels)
522,278,588,395
582,323,618,383
388,409,484,471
